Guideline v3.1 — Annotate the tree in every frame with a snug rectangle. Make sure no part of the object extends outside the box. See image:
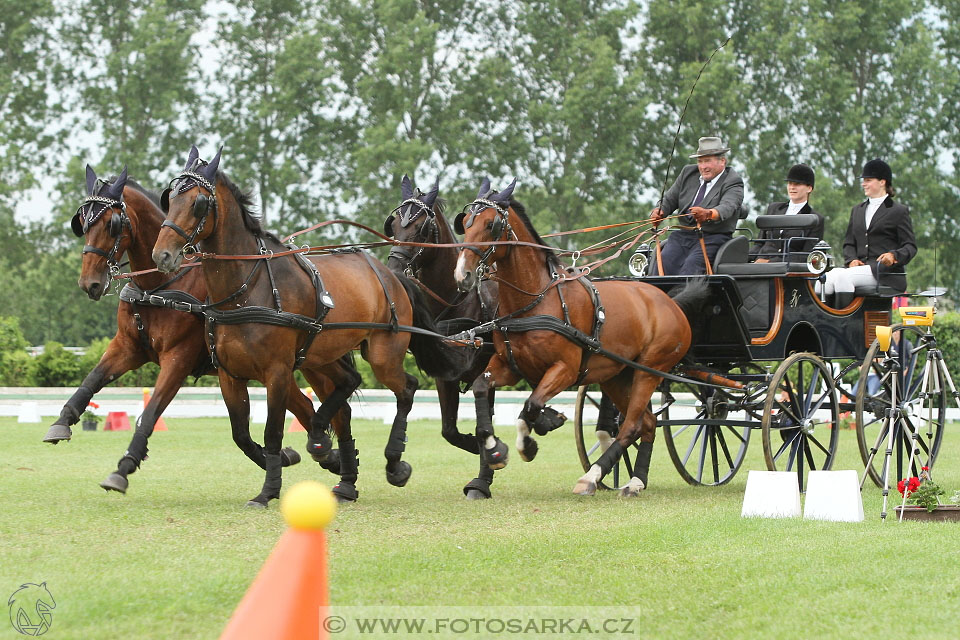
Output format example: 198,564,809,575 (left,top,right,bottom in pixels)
0,0,57,205
60,0,205,185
